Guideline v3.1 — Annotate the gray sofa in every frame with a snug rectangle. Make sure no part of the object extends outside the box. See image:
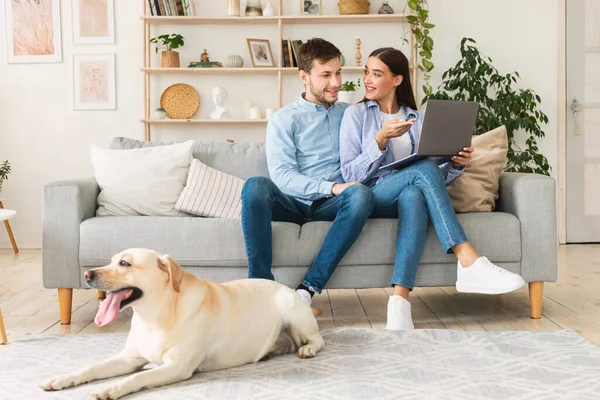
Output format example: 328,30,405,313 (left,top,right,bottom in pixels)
42,137,557,324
